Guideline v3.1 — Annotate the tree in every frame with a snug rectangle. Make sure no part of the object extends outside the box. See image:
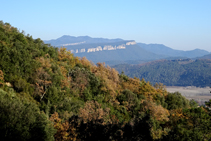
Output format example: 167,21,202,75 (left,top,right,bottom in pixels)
163,108,211,141
205,83,211,109
79,101,111,125
165,92,190,110
117,89,139,116
205,99,211,108
50,112,75,141
34,57,52,101
0,70,4,86
0,88,56,141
